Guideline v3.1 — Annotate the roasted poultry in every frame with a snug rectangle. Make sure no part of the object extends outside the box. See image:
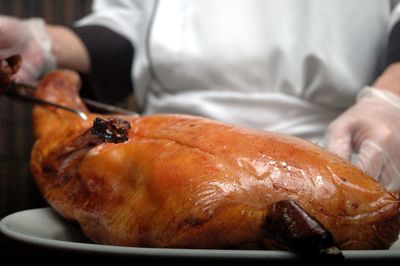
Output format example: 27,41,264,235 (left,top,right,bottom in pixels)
2,56,400,255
